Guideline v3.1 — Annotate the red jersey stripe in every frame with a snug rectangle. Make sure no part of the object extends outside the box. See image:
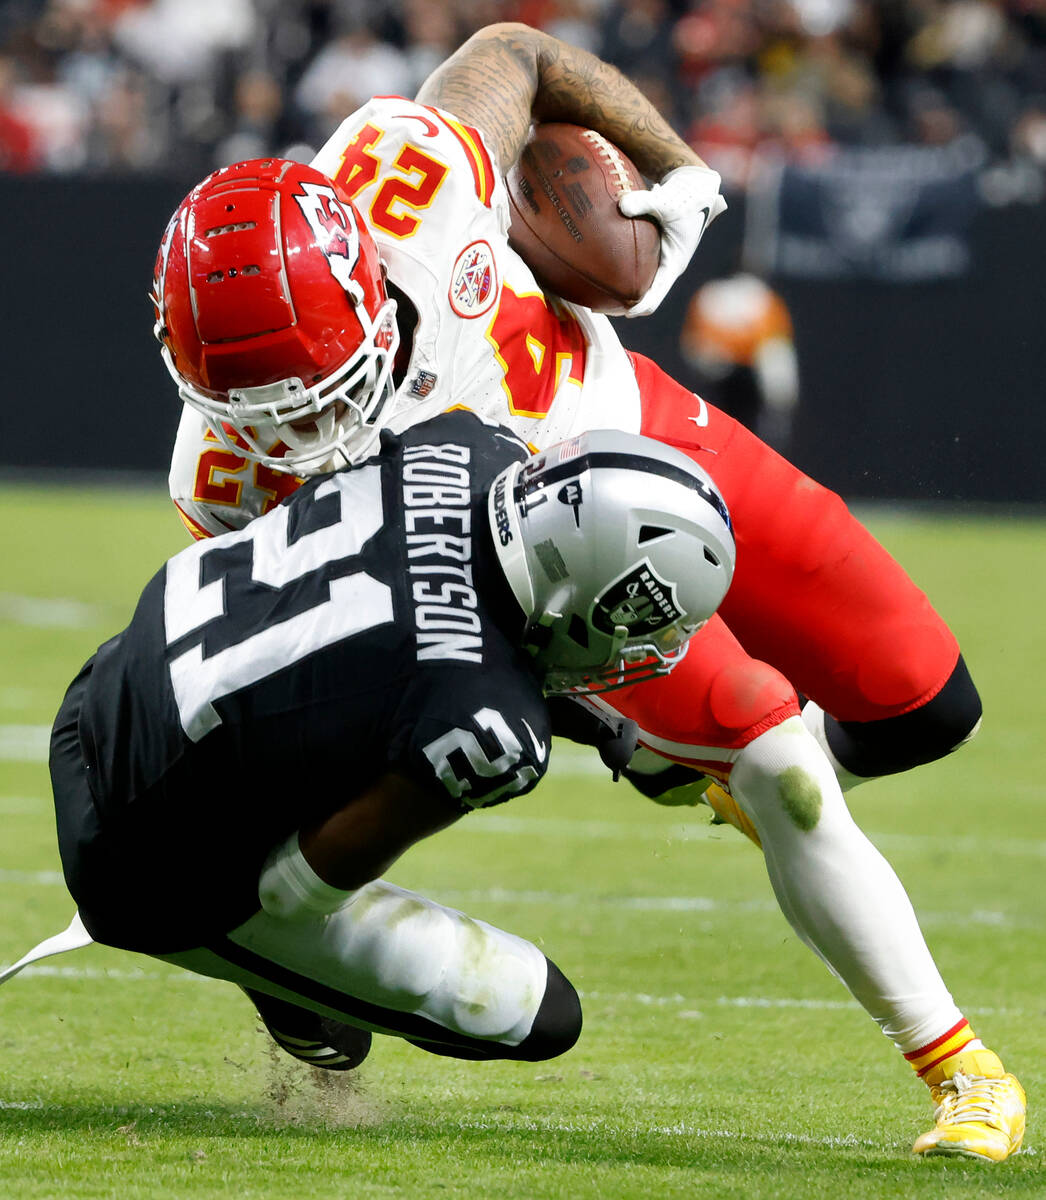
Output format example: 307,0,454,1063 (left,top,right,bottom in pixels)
424,108,496,206
173,500,217,542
